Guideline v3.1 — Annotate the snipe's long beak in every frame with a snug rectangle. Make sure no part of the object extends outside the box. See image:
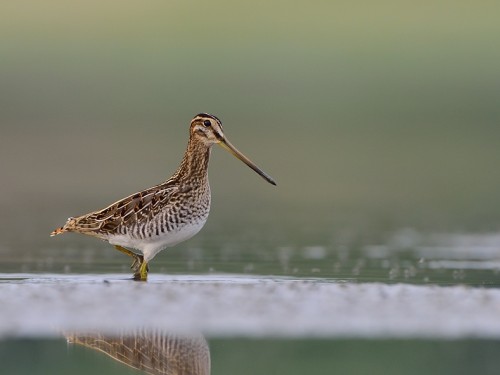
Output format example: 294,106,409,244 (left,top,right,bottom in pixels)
219,138,277,186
